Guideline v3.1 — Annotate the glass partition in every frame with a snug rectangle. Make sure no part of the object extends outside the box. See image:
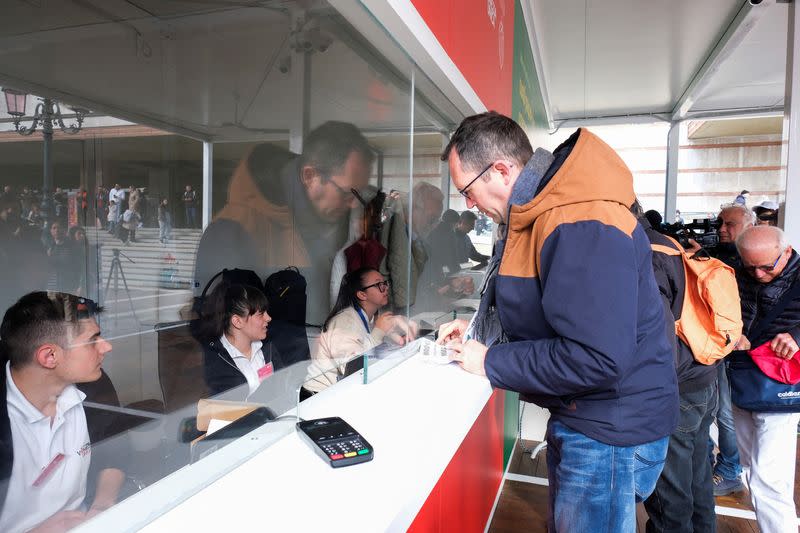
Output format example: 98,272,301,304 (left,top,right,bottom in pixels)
0,2,463,531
